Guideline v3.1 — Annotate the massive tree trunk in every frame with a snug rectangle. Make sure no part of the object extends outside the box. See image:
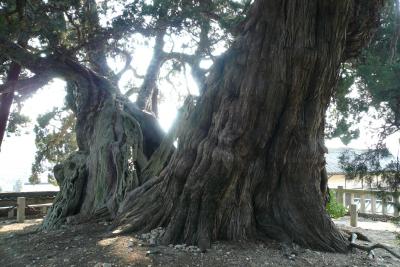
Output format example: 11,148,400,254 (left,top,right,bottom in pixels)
113,0,382,252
